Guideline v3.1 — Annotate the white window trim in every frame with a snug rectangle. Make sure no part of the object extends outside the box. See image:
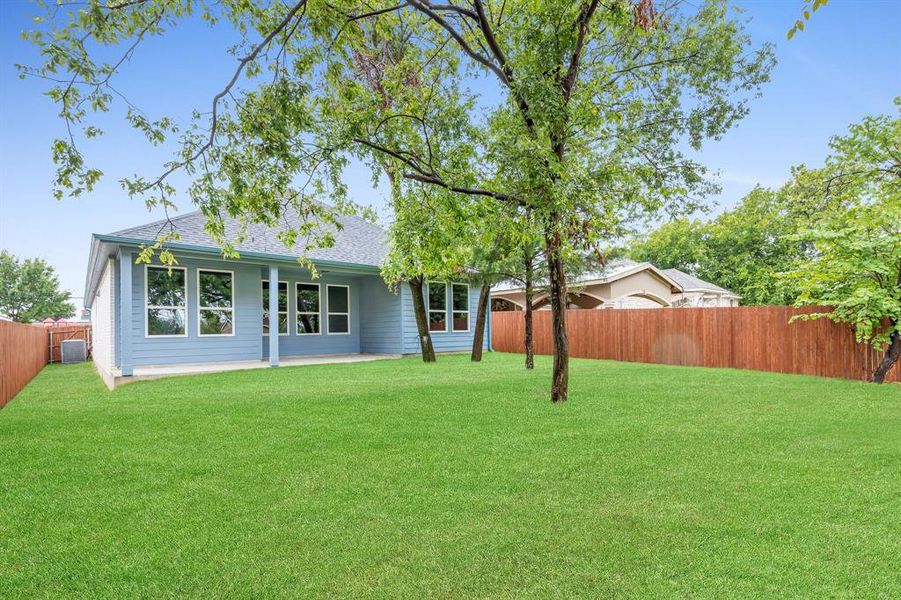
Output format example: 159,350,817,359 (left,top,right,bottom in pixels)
326,284,351,335
451,282,470,333
261,279,289,336
426,281,448,334
196,268,235,337
295,281,322,336
144,265,188,338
